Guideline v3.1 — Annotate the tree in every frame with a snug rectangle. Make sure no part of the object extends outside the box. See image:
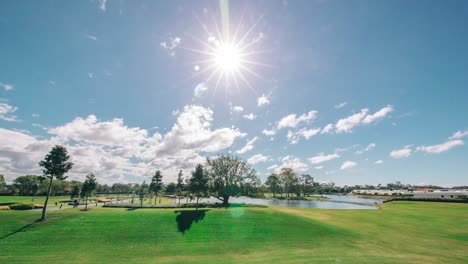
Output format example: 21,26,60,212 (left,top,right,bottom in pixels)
176,170,184,206
138,181,148,207
206,155,259,206
265,174,281,197
165,182,176,194
278,168,298,197
300,174,314,196
189,164,209,209
13,175,41,196
70,181,81,199
149,170,163,204
0,174,6,190
38,145,73,221
80,173,97,211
